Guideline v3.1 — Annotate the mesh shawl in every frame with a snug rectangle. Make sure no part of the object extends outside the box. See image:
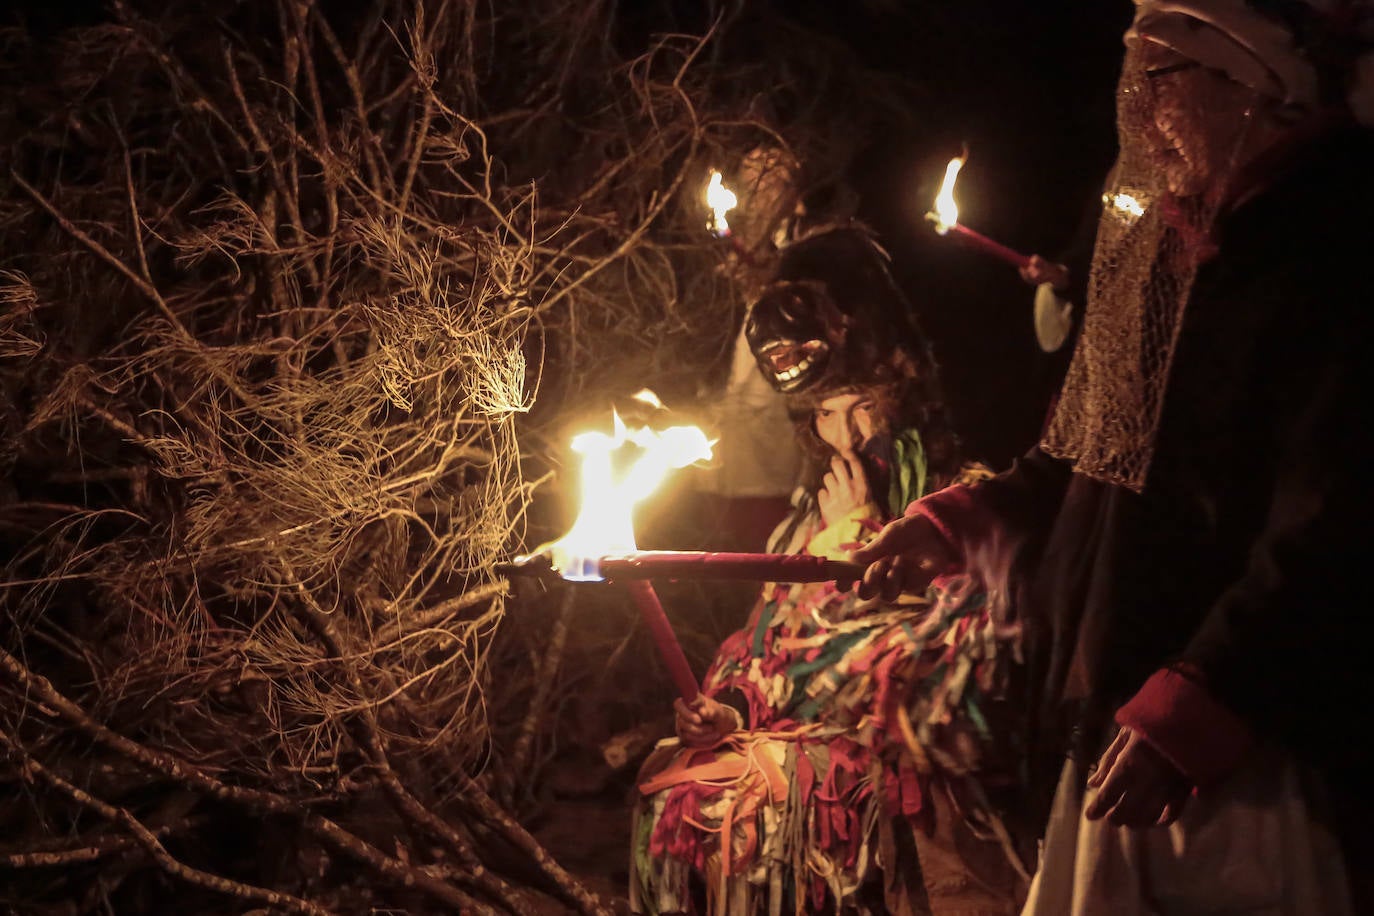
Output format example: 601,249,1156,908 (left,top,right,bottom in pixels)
1040,49,1261,491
